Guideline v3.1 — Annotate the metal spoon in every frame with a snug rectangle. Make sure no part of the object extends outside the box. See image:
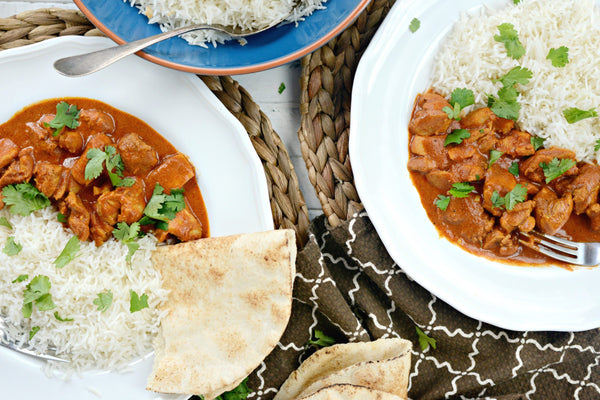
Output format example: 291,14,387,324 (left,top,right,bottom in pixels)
54,15,292,77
